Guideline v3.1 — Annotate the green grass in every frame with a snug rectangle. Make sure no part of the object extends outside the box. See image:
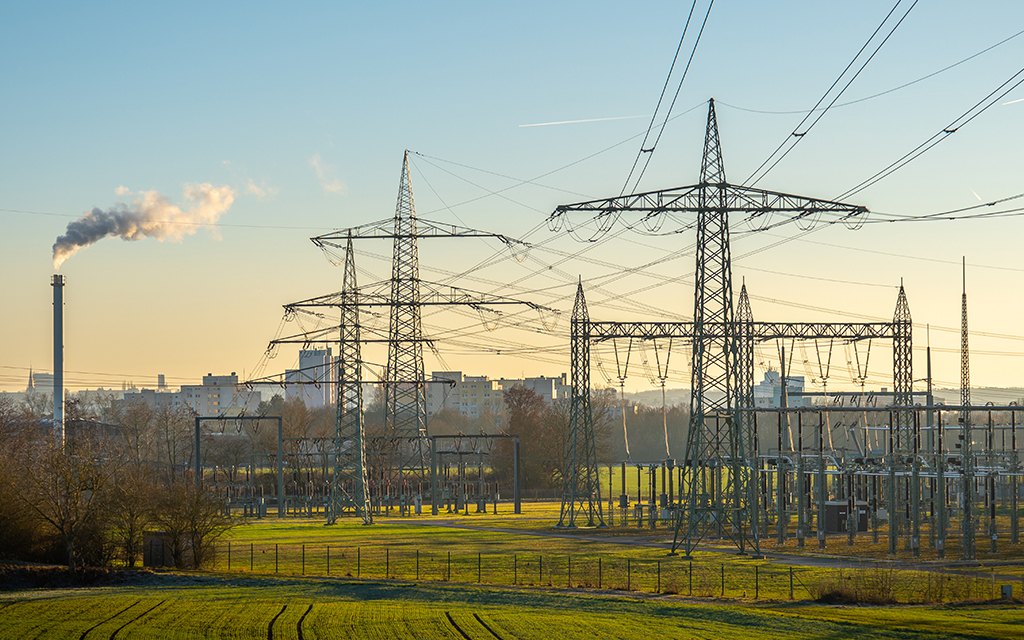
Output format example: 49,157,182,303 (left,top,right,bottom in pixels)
209,515,1017,603
1,575,1022,639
